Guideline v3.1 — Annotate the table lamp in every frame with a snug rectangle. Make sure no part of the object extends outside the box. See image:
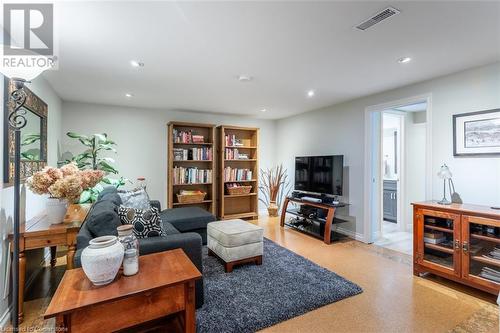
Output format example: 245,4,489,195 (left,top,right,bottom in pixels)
0,49,52,329
437,164,452,205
